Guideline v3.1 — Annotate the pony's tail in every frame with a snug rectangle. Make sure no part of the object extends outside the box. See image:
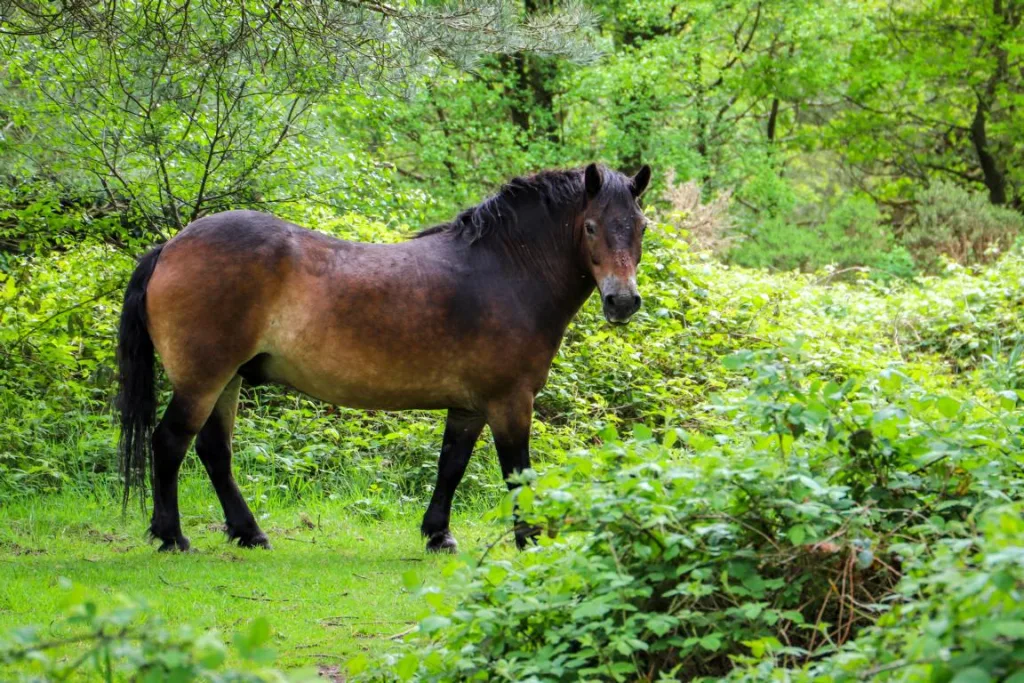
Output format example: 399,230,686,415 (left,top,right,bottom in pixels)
117,245,164,514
